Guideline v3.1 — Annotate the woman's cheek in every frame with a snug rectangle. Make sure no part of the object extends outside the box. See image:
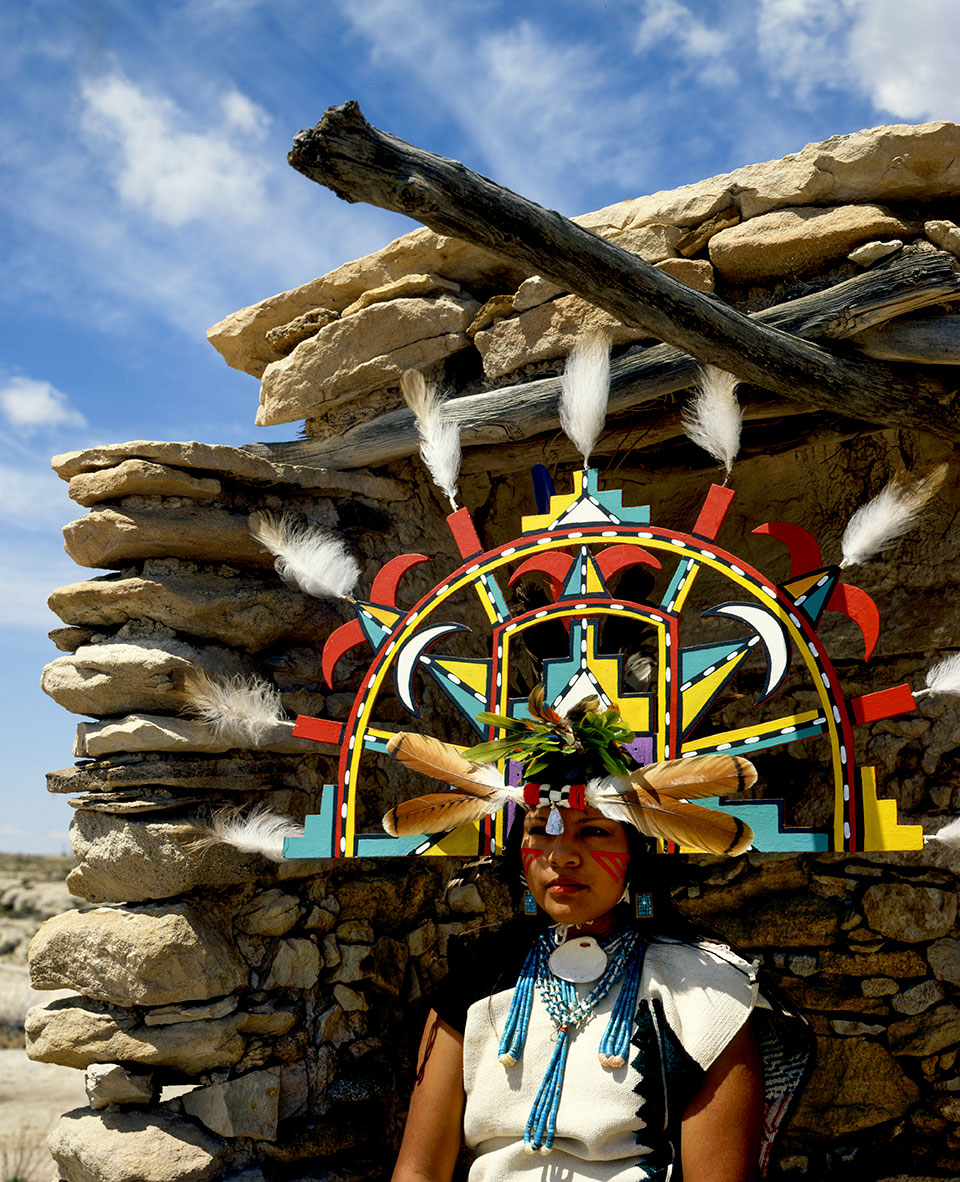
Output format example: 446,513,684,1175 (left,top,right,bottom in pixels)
520,846,543,876
589,850,629,883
